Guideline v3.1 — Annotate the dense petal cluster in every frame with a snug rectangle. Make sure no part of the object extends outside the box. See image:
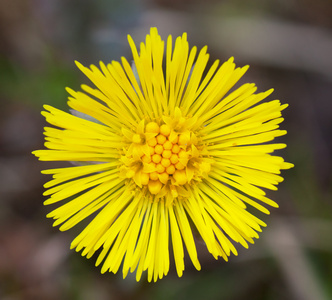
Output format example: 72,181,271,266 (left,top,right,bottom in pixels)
33,27,293,282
